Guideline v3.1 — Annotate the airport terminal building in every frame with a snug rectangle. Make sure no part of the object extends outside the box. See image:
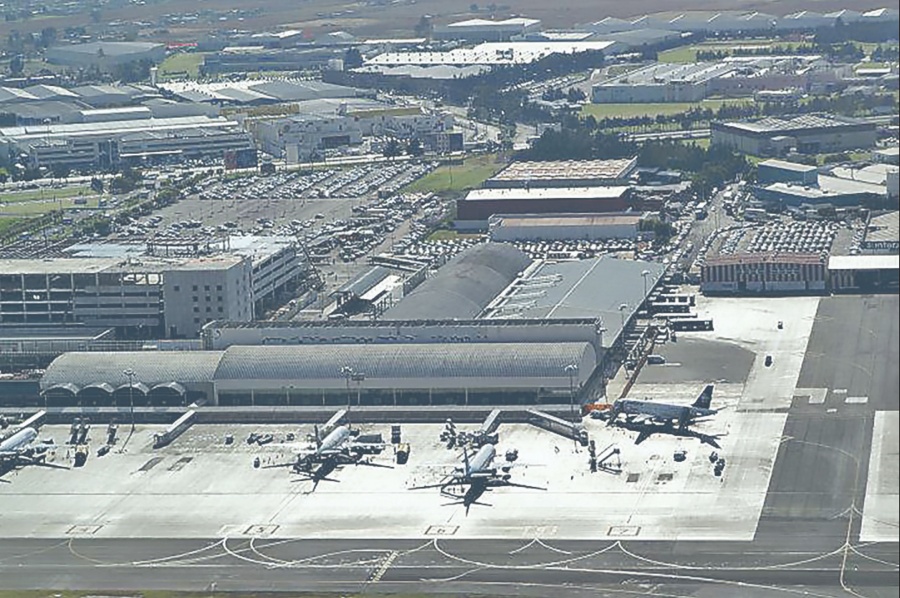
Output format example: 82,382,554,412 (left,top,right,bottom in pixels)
39,243,666,408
